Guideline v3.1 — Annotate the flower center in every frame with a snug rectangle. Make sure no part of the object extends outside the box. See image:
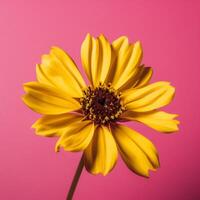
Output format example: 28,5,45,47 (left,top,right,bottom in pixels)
80,83,125,125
